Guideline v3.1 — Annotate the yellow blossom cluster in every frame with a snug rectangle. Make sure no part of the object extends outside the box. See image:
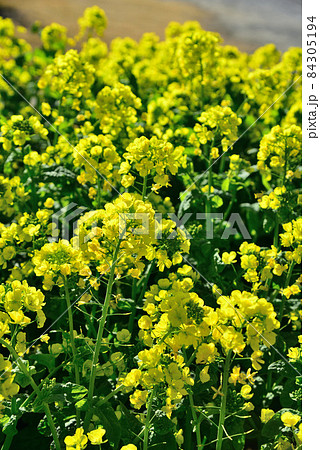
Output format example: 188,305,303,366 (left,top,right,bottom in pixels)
76,193,190,278
64,426,107,449
120,136,186,192
38,49,95,99
0,175,28,217
0,114,48,150
94,83,142,141
190,105,241,157
32,240,91,290
74,133,120,189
